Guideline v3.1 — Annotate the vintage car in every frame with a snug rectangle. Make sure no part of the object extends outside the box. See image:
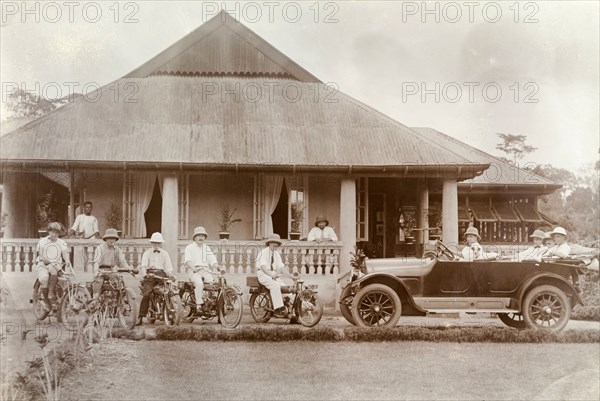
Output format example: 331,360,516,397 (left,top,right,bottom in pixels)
339,244,585,332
